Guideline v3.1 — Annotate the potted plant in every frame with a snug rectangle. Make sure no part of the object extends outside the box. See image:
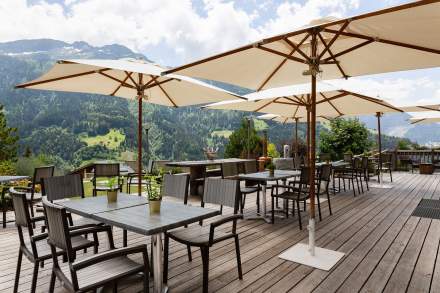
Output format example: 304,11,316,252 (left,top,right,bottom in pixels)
106,177,118,203
147,176,162,214
266,162,275,177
